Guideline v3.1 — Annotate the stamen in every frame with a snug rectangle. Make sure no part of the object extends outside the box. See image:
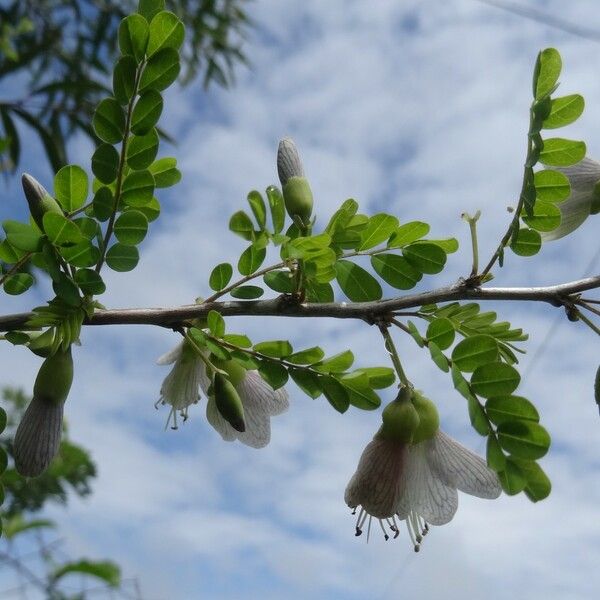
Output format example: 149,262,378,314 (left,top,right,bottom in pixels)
352,508,357,516
409,512,422,543
355,508,366,536
391,516,400,539
366,516,373,543
378,519,389,541
406,512,421,552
